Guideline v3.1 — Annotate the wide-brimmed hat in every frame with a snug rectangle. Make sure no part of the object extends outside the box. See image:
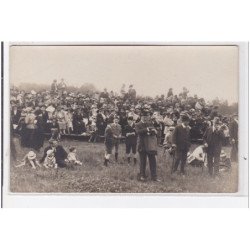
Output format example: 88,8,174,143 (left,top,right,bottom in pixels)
141,109,150,117
49,138,58,144
213,117,221,125
27,151,36,160
46,149,54,157
182,114,190,122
